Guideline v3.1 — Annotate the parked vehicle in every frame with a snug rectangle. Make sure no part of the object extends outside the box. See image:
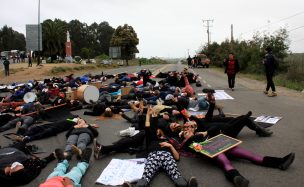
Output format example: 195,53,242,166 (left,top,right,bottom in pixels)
100,60,112,65
74,56,82,63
